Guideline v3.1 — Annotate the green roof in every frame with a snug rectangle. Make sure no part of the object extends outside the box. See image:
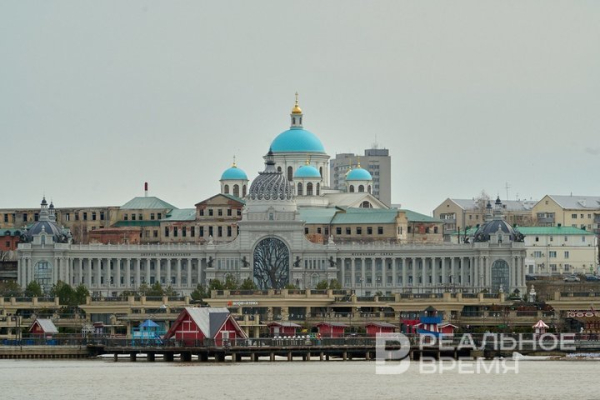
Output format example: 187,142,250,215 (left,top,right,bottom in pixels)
113,221,160,228
163,209,196,221
298,208,338,224
221,194,246,204
516,226,594,236
400,209,443,223
332,208,400,224
121,196,176,210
